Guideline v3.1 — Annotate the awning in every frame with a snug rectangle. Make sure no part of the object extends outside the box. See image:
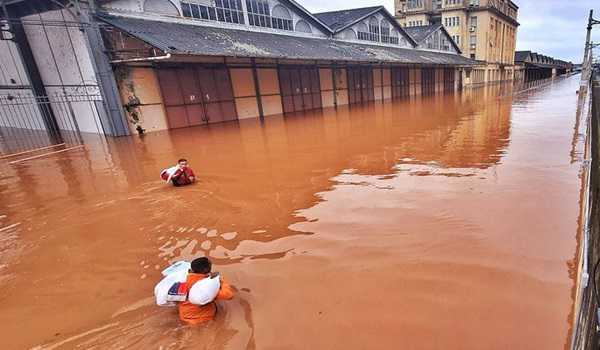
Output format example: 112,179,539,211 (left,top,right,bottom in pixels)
98,14,478,66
